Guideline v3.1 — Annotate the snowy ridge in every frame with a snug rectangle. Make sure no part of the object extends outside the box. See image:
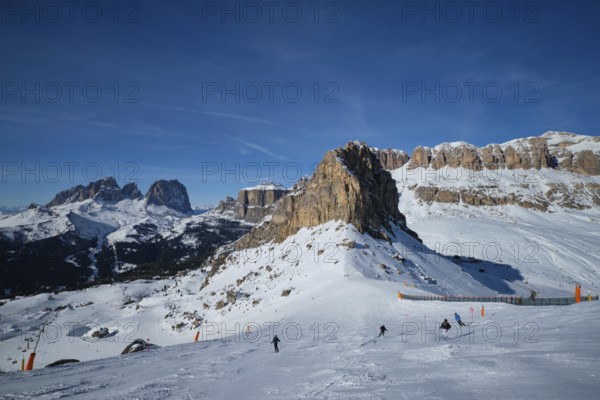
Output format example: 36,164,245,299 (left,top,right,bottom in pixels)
0,199,186,244
242,182,288,191
425,131,599,157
